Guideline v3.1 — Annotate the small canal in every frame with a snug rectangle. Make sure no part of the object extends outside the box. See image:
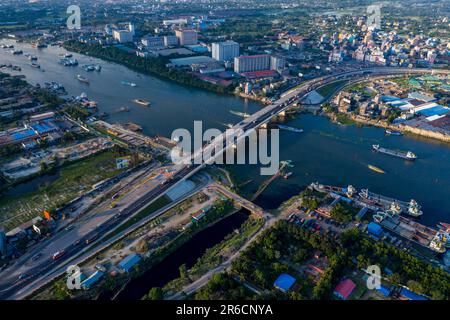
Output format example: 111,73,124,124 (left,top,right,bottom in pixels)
99,209,250,300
